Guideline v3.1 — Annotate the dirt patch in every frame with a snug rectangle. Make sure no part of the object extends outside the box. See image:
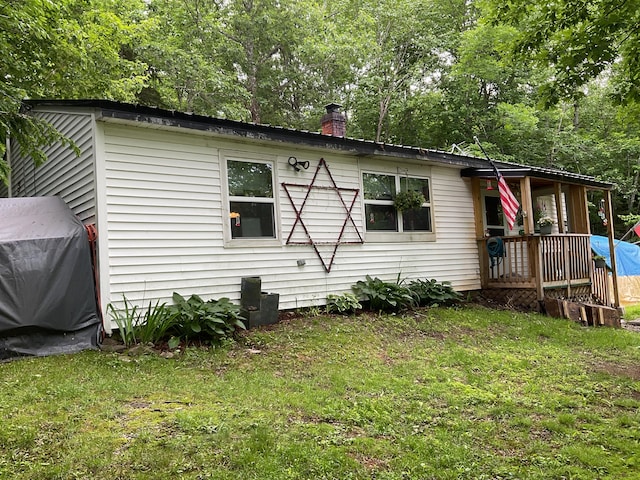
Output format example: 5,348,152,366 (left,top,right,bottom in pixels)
592,361,640,381
349,452,389,471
